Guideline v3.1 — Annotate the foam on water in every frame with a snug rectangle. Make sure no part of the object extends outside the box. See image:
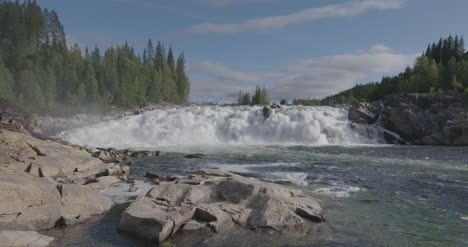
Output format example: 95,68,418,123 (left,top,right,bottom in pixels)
313,183,365,198
58,105,385,148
